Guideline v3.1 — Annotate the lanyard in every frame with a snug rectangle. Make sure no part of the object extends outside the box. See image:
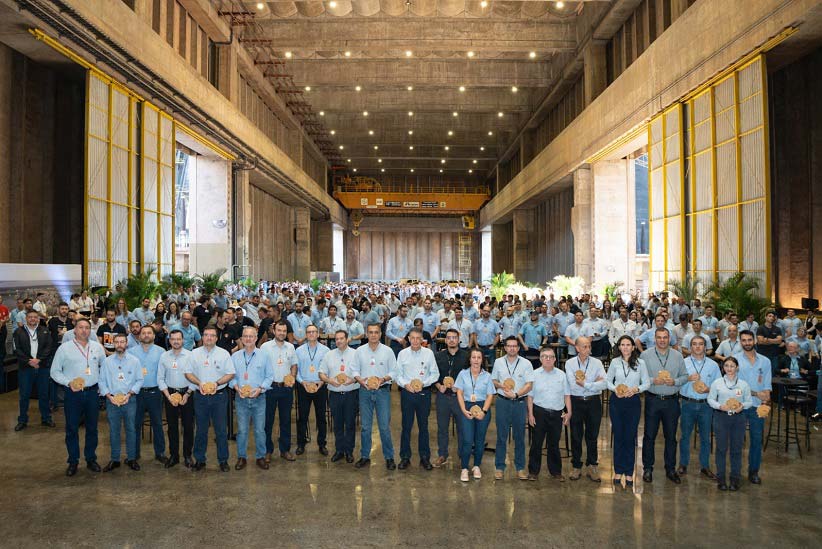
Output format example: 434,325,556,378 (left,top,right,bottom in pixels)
578,356,590,377
307,344,319,363
619,358,630,379
470,371,480,395
506,357,521,378
73,339,90,367
654,349,669,370
723,376,738,390
691,357,706,376
244,350,256,368
26,326,38,341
